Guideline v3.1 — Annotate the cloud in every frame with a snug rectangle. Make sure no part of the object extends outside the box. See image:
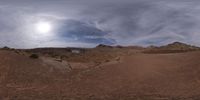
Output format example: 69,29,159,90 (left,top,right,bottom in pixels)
0,0,200,48
55,19,116,45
